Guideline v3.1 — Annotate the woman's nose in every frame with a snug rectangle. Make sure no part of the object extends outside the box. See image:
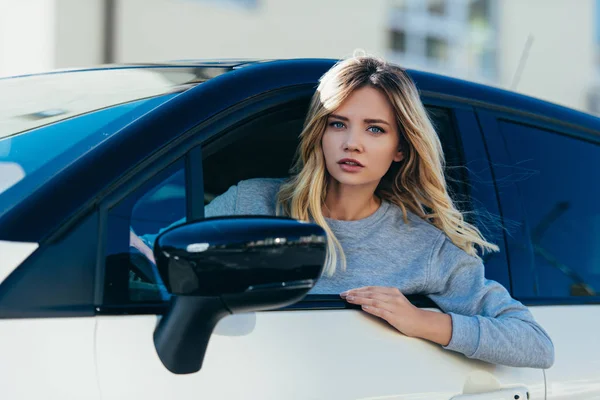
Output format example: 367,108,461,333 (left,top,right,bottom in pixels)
343,129,363,152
